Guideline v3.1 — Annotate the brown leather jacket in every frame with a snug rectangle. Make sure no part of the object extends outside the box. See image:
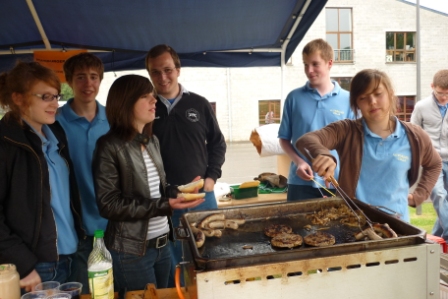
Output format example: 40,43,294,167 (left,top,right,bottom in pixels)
296,118,442,207
93,132,178,256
